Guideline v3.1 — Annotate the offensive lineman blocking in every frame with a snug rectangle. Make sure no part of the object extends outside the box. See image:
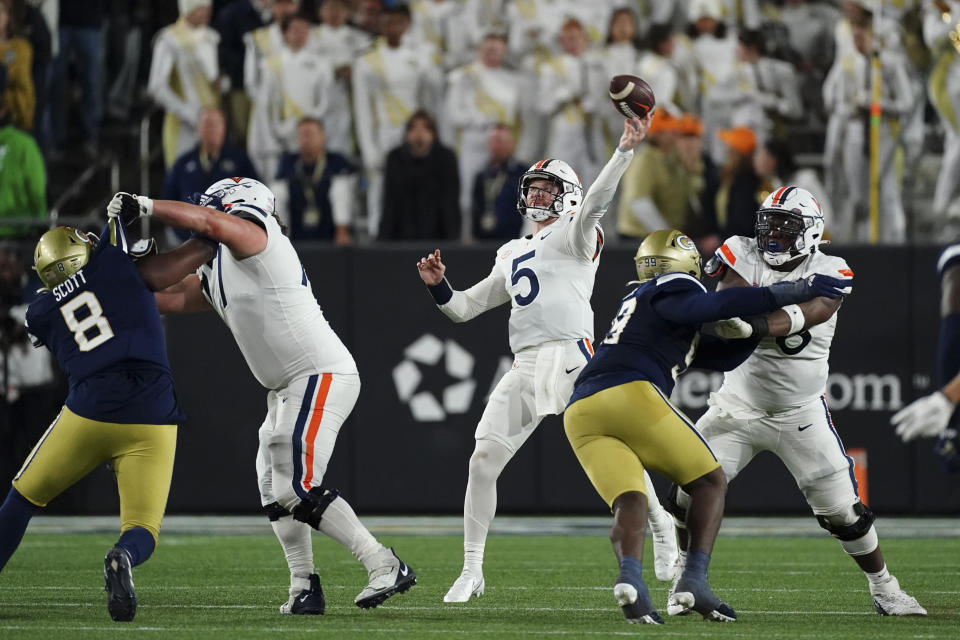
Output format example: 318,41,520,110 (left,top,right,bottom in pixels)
669,186,926,617
417,115,679,603
108,179,415,614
